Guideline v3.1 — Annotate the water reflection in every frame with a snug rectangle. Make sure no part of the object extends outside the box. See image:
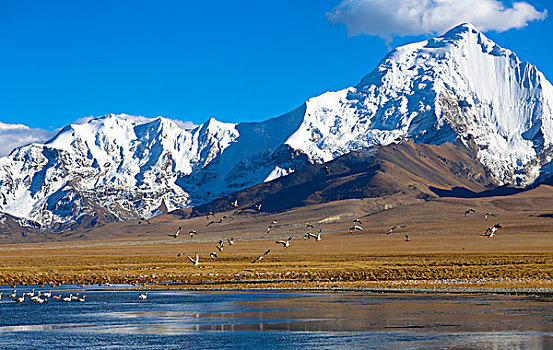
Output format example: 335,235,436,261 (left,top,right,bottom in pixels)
0,287,551,349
